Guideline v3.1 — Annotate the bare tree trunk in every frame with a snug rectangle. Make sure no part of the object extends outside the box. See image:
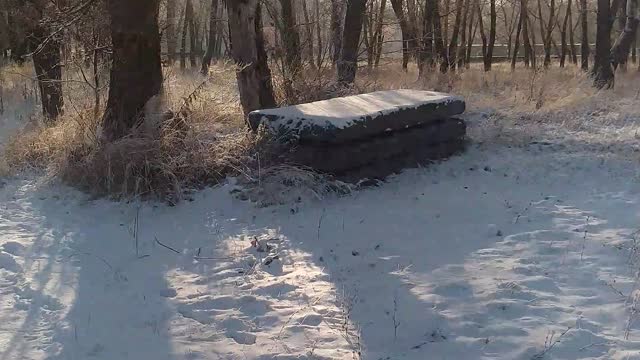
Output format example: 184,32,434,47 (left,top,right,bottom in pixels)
457,0,470,69
337,0,368,84
485,0,497,70
633,34,637,63
619,0,628,32
465,0,477,67
501,4,511,57
580,0,589,70
536,0,556,67
544,0,556,67
166,0,177,64
102,0,163,142
611,0,639,69
523,3,534,67
444,0,450,45
560,0,571,67
448,0,464,70
406,0,419,46
592,0,614,88
281,0,303,75
315,0,323,67
216,4,226,58
226,0,277,128
330,0,344,65
420,0,436,75
433,0,448,72
32,26,63,122
569,2,578,64
511,8,523,69
180,1,188,69
374,0,387,68
300,0,315,68
477,0,488,64
391,0,412,70
201,0,219,74
363,2,374,69
187,0,197,67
